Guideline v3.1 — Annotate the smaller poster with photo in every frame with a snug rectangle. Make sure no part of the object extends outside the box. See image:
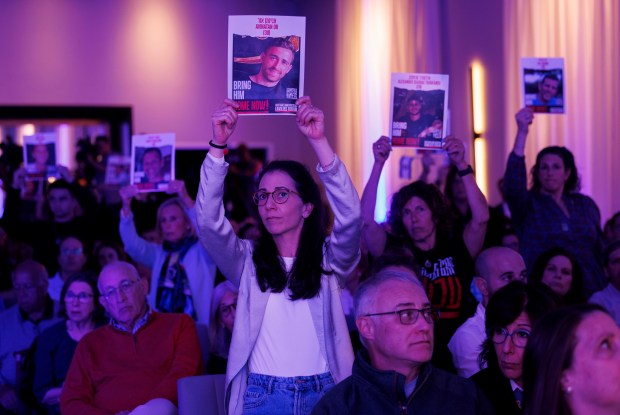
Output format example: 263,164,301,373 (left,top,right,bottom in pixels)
23,133,59,181
228,15,305,115
130,133,175,192
390,73,449,150
521,57,565,114
105,155,131,186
